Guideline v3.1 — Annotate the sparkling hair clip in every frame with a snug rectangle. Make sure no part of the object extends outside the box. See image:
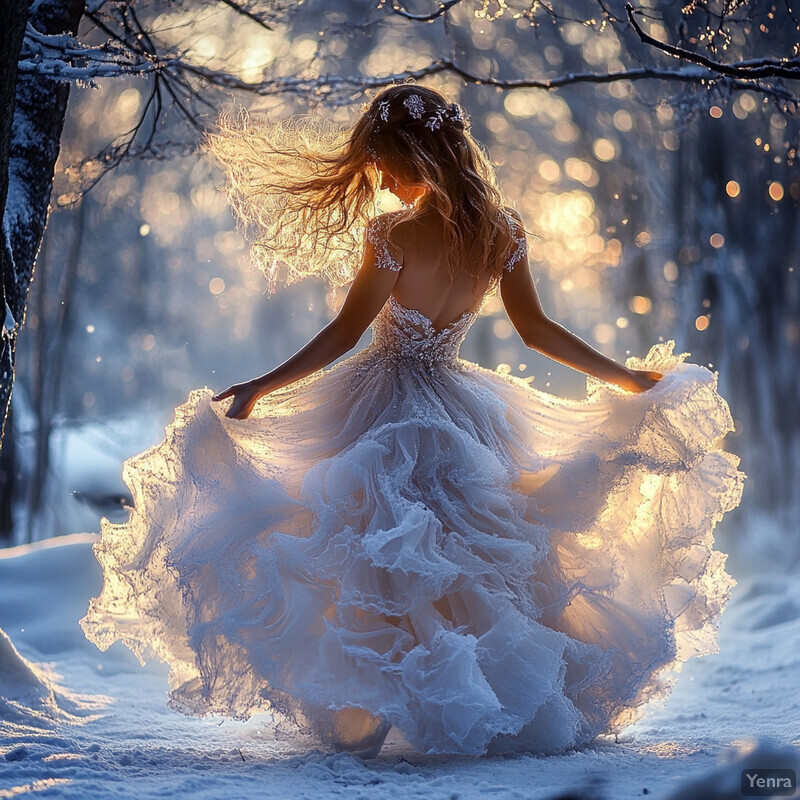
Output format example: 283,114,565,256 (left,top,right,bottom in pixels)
425,103,464,131
364,95,468,162
403,94,425,120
